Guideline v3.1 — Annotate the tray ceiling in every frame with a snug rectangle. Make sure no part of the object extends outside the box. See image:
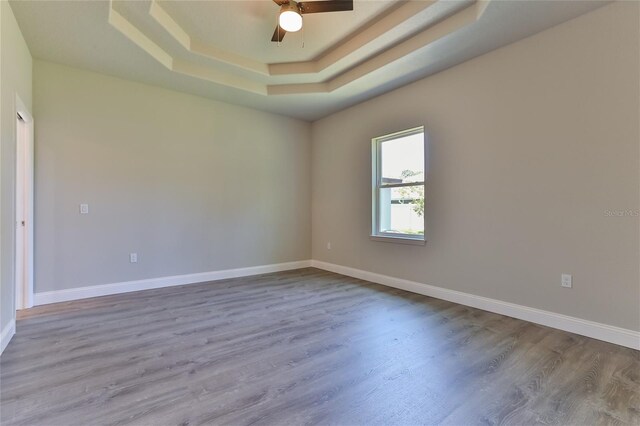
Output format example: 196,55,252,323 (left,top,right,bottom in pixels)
10,0,609,121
